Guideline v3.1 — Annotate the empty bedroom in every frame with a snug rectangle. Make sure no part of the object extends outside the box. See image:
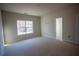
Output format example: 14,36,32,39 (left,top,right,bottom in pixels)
0,3,79,56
